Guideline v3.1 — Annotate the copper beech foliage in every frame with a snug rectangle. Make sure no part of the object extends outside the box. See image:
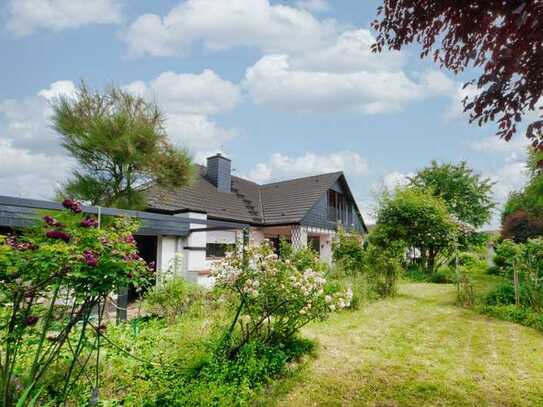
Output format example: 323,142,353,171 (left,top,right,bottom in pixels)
372,0,543,150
